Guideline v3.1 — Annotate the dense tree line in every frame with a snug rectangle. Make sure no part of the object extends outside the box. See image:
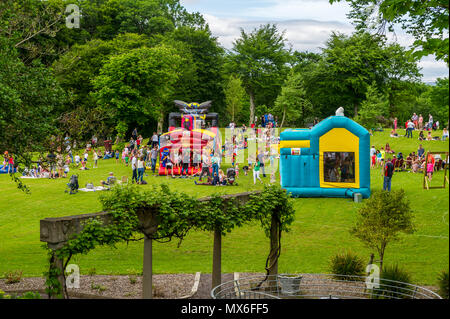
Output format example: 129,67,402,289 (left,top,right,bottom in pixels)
0,0,448,162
